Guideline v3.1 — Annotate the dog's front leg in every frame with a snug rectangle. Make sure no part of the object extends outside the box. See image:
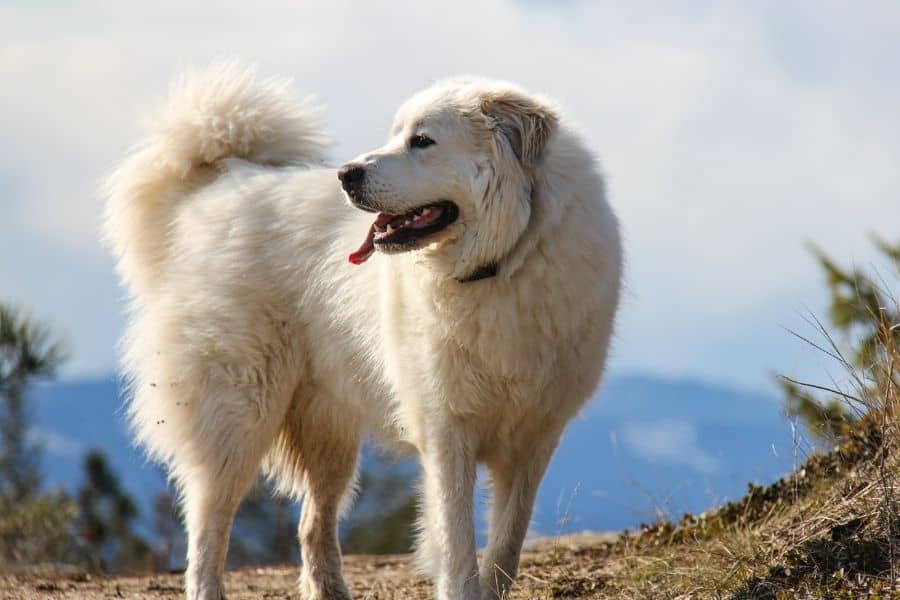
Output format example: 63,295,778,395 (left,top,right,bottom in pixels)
417,423,480,600
479,430,561,599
